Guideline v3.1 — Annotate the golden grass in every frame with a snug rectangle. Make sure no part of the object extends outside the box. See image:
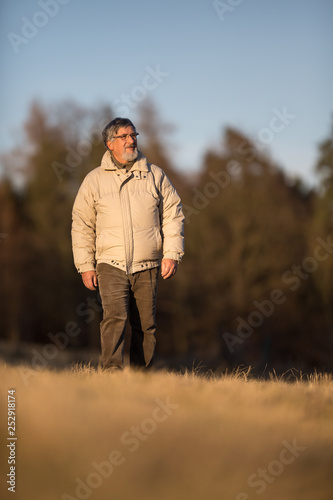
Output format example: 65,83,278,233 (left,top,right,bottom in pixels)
0,362,332,500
